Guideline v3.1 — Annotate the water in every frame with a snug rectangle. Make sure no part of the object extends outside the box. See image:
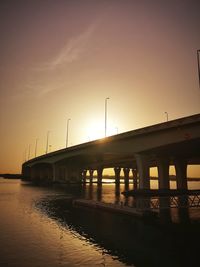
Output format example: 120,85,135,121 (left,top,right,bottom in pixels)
0,178,200,267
